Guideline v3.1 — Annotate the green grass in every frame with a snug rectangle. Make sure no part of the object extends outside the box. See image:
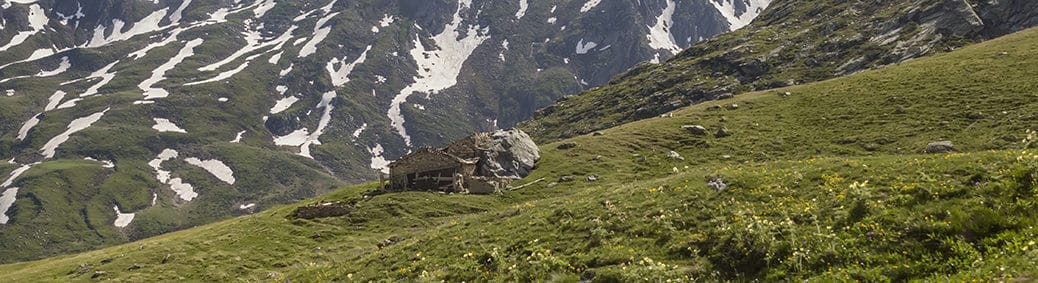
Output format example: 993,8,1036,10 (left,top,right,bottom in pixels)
3,16,1038,283
521,0,1027,142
